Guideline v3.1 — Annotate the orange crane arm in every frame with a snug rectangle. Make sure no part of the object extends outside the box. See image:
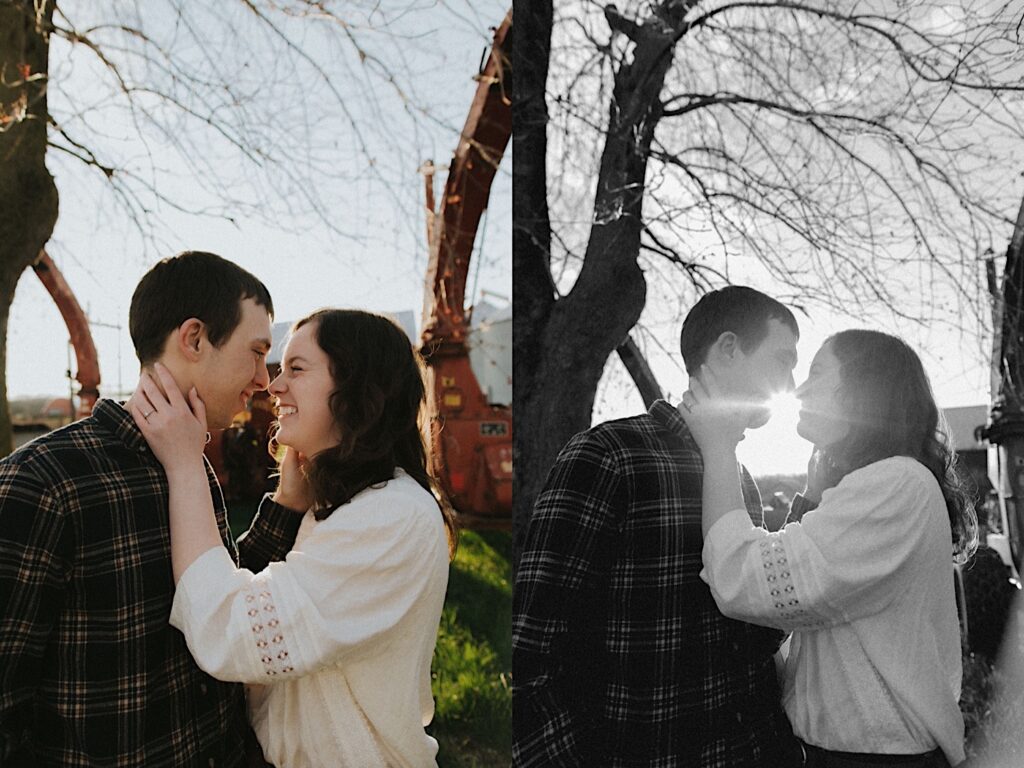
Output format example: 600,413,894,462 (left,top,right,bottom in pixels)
421,10,511,351
418,11,513,527
32,250,100,416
